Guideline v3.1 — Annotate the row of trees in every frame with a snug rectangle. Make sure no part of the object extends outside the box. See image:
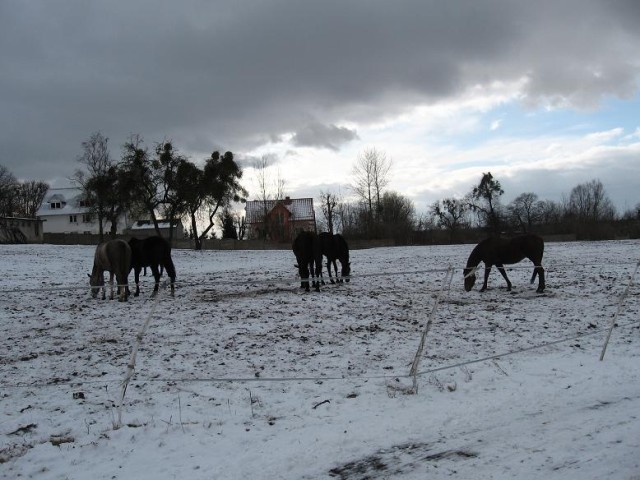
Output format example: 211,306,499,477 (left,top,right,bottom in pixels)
74,132,247,249
316,149,638,243
317,148,418,241
3,140,637,245
0,165,49,218
428,174,628,241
